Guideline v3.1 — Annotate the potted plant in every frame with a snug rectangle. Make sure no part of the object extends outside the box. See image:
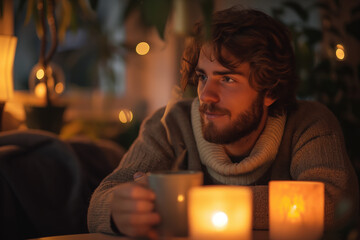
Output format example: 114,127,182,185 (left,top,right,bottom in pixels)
23,0,66,134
